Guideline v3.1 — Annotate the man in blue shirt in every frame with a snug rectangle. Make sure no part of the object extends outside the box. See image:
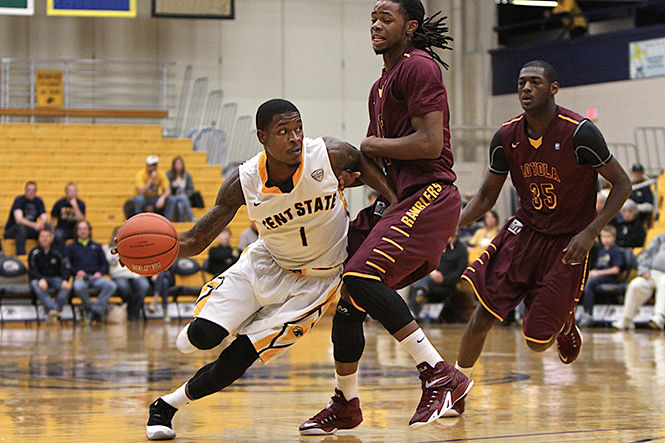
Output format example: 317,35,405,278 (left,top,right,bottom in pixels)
65,220,117,322
4,181,47,255
629,163,654,227
578,225,624,326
